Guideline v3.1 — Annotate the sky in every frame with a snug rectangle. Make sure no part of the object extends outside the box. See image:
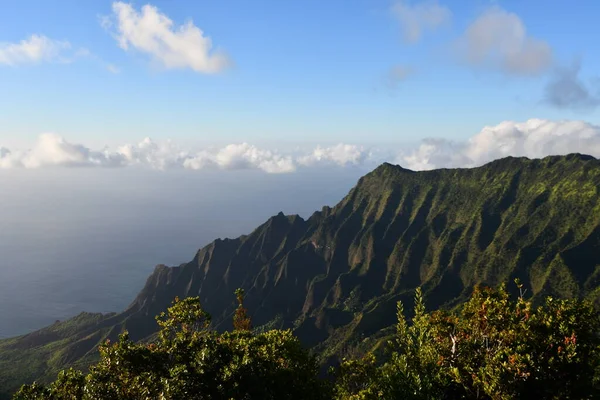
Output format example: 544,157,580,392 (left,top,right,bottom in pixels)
1,0,599,165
